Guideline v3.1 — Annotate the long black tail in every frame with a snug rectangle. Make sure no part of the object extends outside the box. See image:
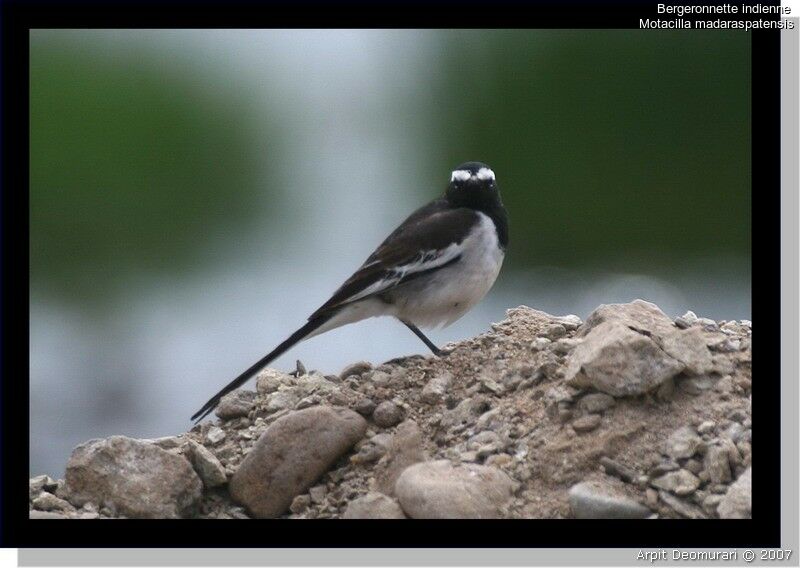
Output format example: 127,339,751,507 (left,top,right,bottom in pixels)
190,315,331,423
